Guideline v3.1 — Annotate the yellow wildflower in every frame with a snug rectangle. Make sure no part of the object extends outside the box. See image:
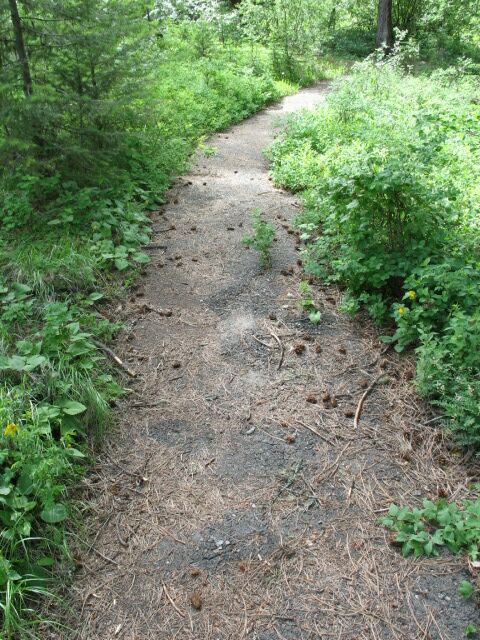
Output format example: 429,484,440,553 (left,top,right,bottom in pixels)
4,422,18,438
408,290,417,300
398,306,407,317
